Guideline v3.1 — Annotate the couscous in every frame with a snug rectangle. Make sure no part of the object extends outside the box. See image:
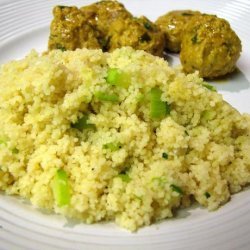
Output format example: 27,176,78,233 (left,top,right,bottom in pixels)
0,47,249,231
